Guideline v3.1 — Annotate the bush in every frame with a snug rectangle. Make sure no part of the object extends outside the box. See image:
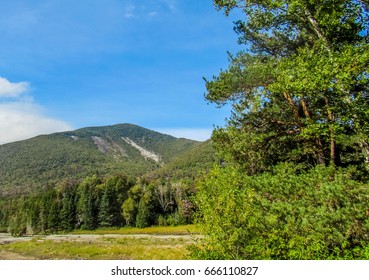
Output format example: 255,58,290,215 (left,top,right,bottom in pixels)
191,164,369,259
157,215,167,226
